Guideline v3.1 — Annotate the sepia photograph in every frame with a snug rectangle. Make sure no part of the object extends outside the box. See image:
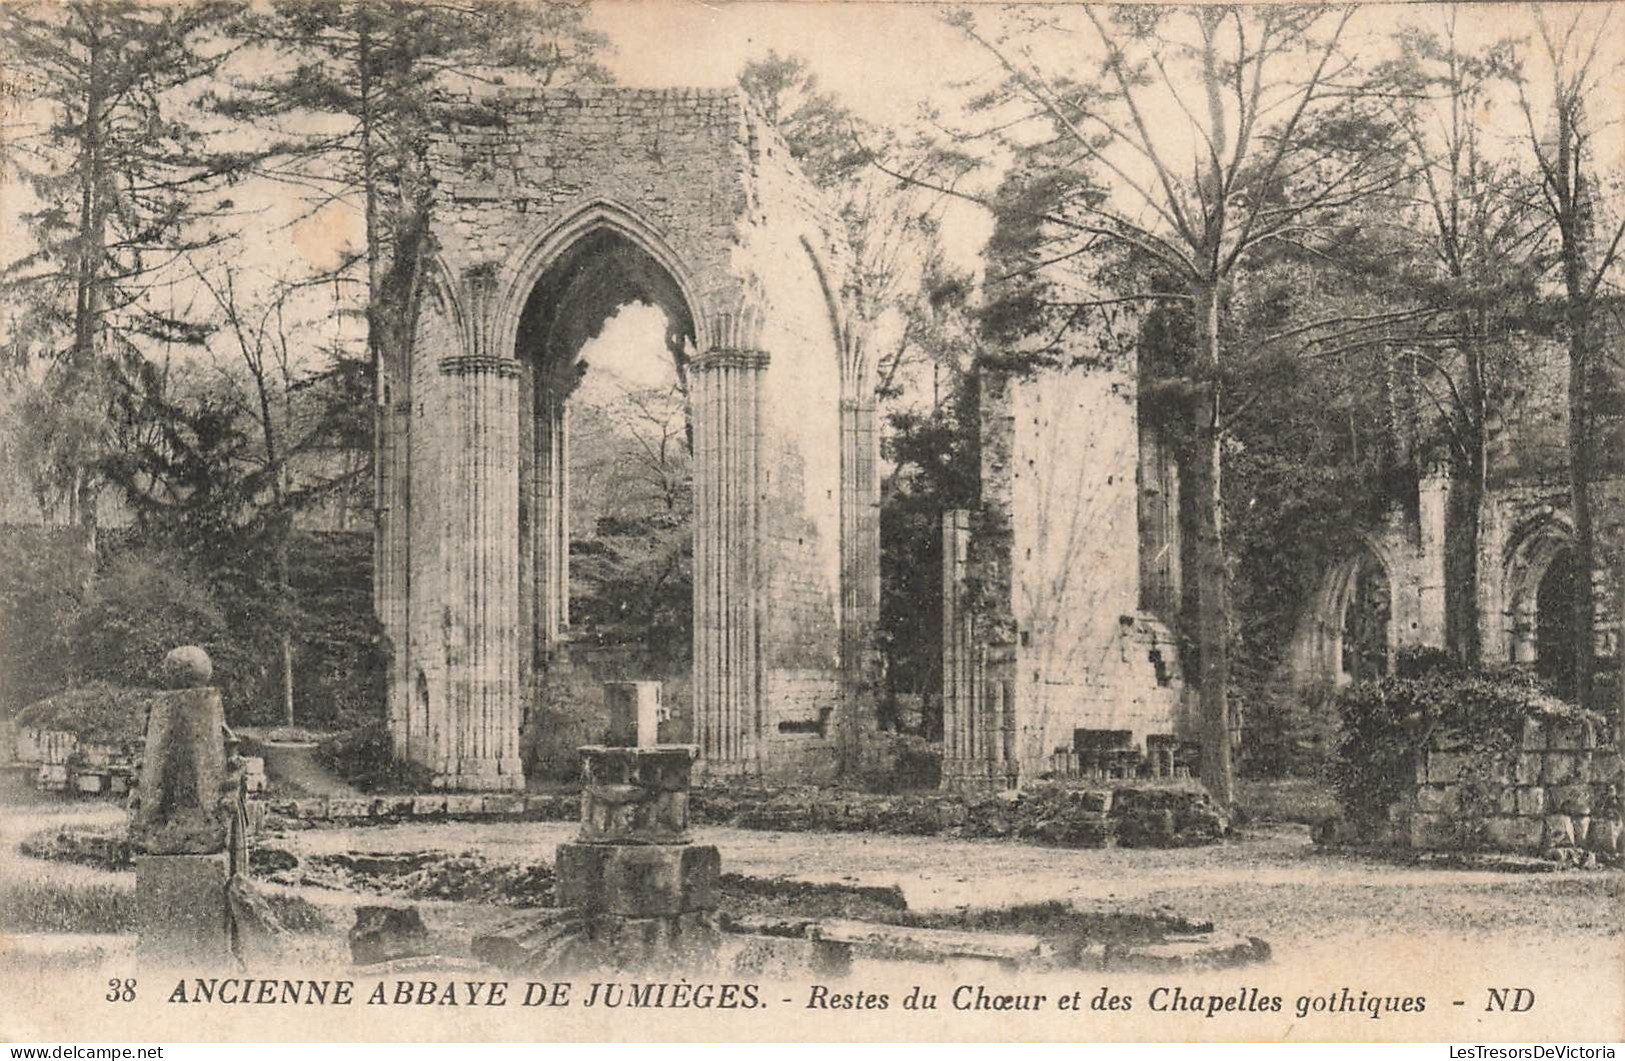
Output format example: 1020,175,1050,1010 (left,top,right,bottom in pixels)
0,0,1621,1047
